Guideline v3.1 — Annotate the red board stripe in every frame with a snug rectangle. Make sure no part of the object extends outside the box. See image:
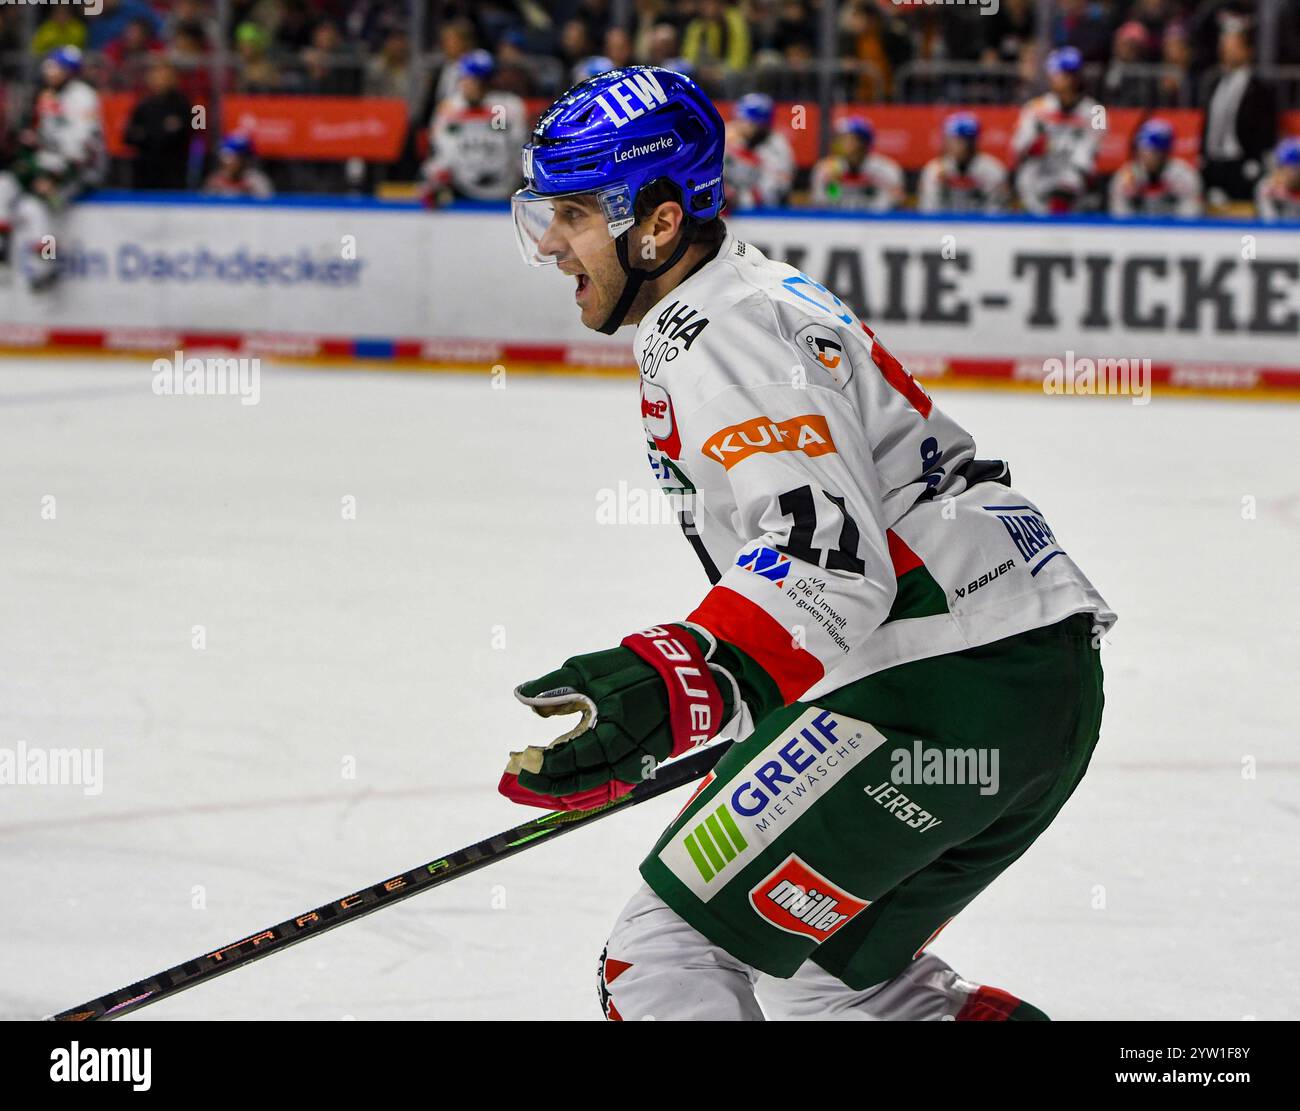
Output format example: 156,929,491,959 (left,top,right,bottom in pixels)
7,326,1300,395
179,332,241,349
46,330,105,347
